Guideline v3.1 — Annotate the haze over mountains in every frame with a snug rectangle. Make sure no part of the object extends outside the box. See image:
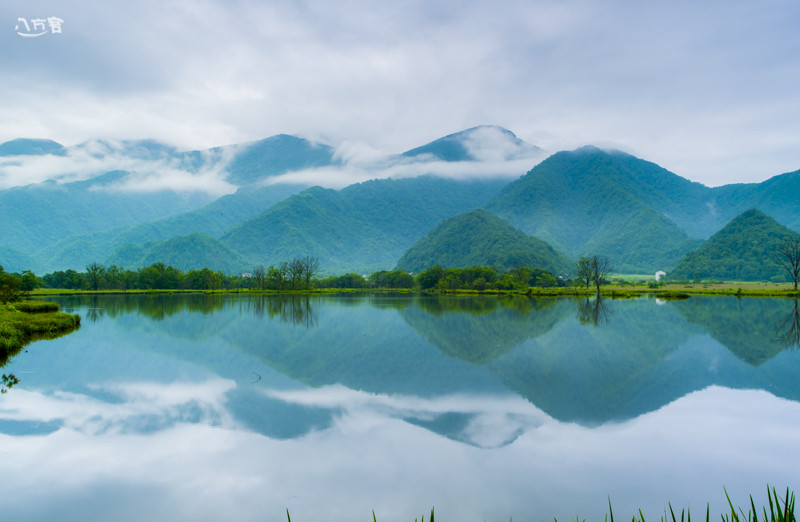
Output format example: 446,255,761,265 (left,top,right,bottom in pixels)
0,126,798,277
